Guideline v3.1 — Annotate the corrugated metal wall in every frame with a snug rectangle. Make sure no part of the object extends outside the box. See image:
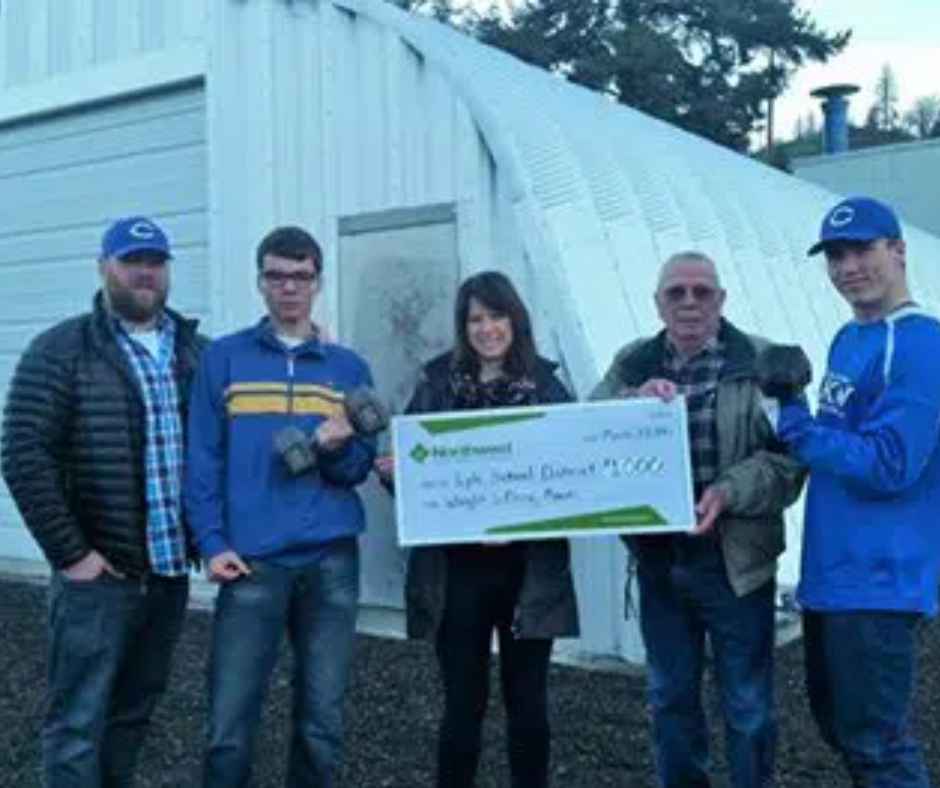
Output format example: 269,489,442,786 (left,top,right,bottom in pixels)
0,0,205,88
205,0,643,663
205,0,518,331
7,0,940,663
793,140,940,239
0,86,209,561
